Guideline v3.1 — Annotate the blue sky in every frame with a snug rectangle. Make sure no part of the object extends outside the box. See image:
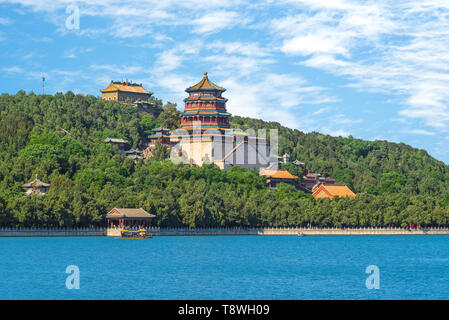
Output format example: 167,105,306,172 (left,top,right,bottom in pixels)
1,0,449,163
